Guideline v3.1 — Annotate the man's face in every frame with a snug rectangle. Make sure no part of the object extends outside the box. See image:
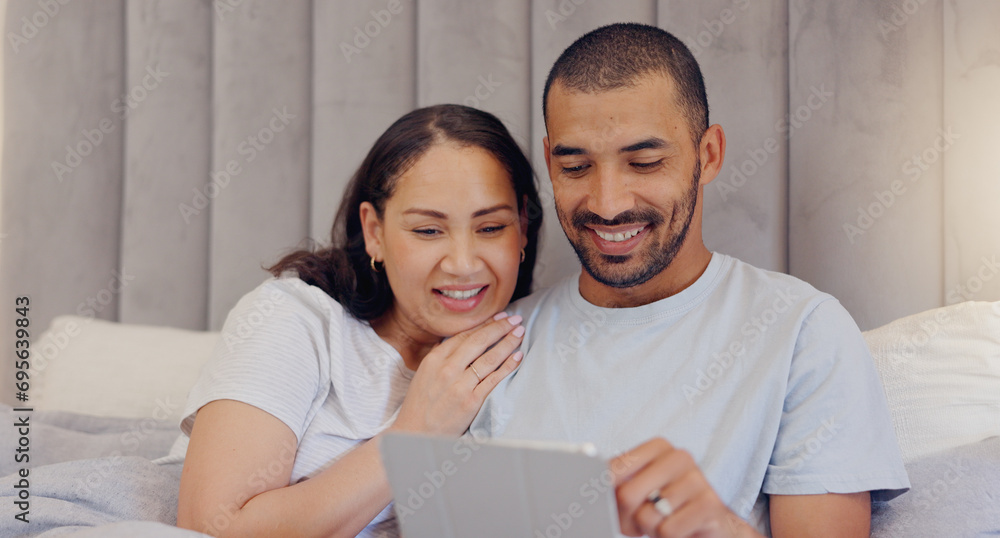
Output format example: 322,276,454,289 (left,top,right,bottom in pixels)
544,74,704,291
